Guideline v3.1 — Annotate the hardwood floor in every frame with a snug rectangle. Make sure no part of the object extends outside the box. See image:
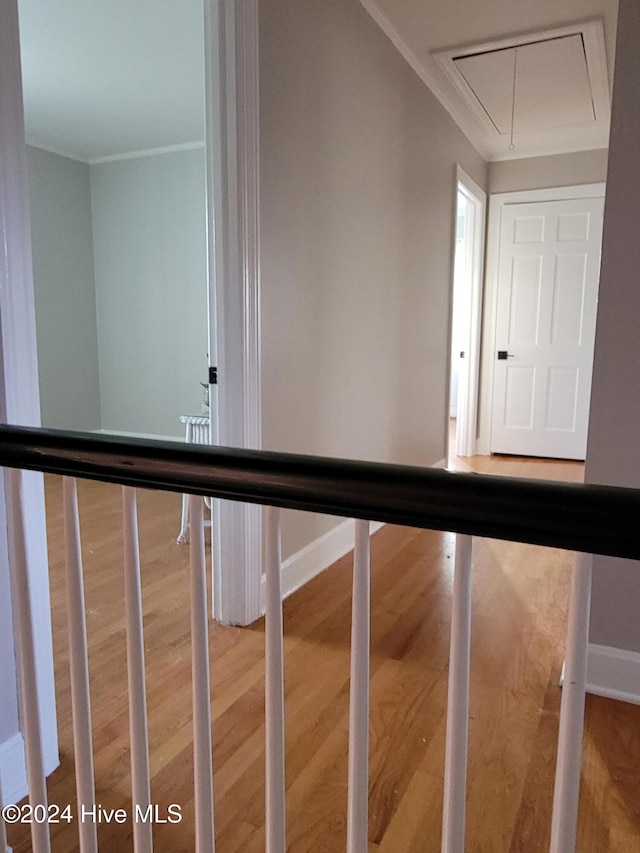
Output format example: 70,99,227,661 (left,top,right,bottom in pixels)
7,455,640,851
